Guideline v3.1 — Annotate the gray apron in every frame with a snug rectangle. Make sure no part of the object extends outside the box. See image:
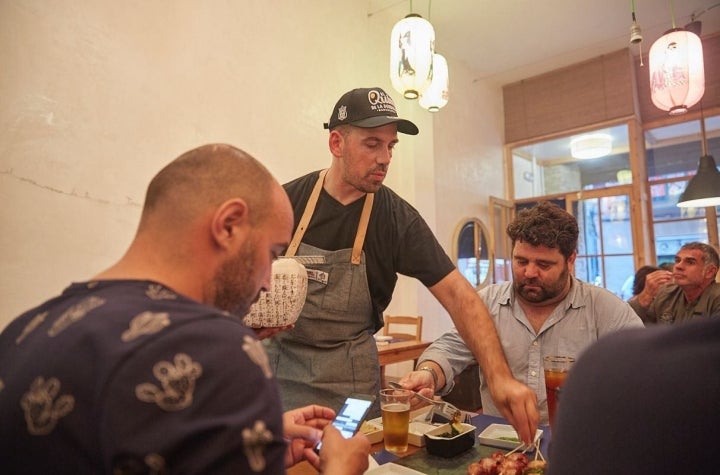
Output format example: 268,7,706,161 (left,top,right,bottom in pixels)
264,170,380,414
